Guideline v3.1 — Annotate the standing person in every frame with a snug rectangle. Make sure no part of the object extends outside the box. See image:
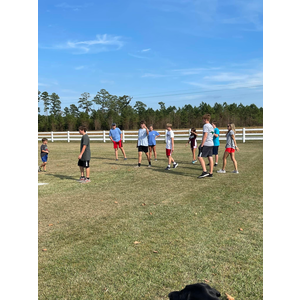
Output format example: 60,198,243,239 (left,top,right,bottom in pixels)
212,121,220,167
148,125,160,161
109,123,127,161
78,126,91,183
185,127,198,164
135,120,151,168
165,123,178,170
197,114,214,178
217,123,239,174
39,138,49,172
